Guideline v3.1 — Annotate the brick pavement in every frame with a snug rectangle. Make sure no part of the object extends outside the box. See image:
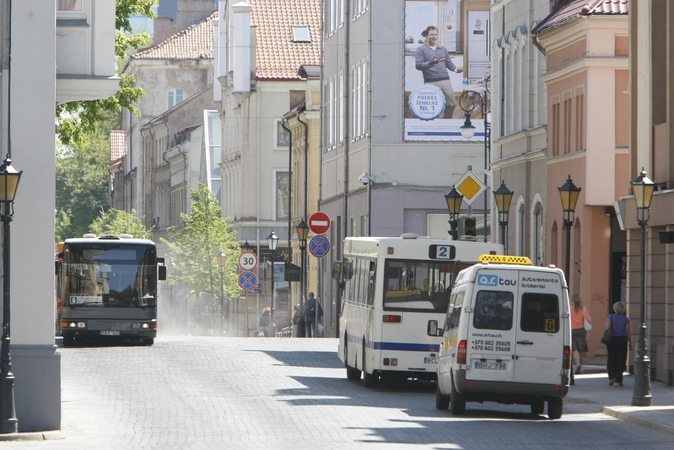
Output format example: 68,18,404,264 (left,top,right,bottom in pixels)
0,336,673,449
